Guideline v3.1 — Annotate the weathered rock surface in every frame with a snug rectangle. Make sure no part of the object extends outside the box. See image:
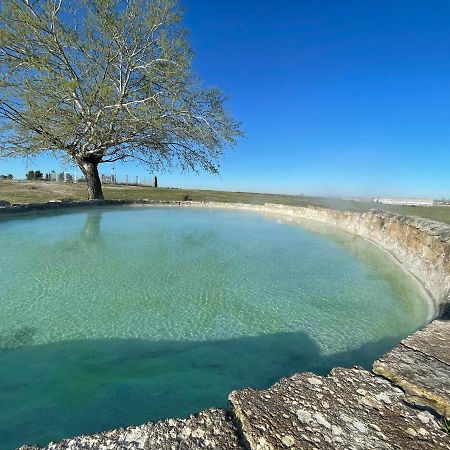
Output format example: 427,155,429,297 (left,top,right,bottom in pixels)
18,409,244,450
229,368,450,450
400,319,450,365
373,319,450,418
